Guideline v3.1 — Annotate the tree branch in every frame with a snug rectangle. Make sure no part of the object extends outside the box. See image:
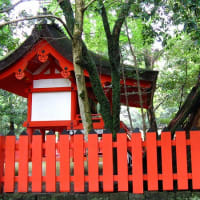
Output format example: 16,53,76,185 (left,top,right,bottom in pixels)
57,0,75,33
121,53,133,131
0,14,73,39
83,0,97,12
154,94,170,111
98,0,112,39
124,19,147,136
112,0,133,41
0,0,30,13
